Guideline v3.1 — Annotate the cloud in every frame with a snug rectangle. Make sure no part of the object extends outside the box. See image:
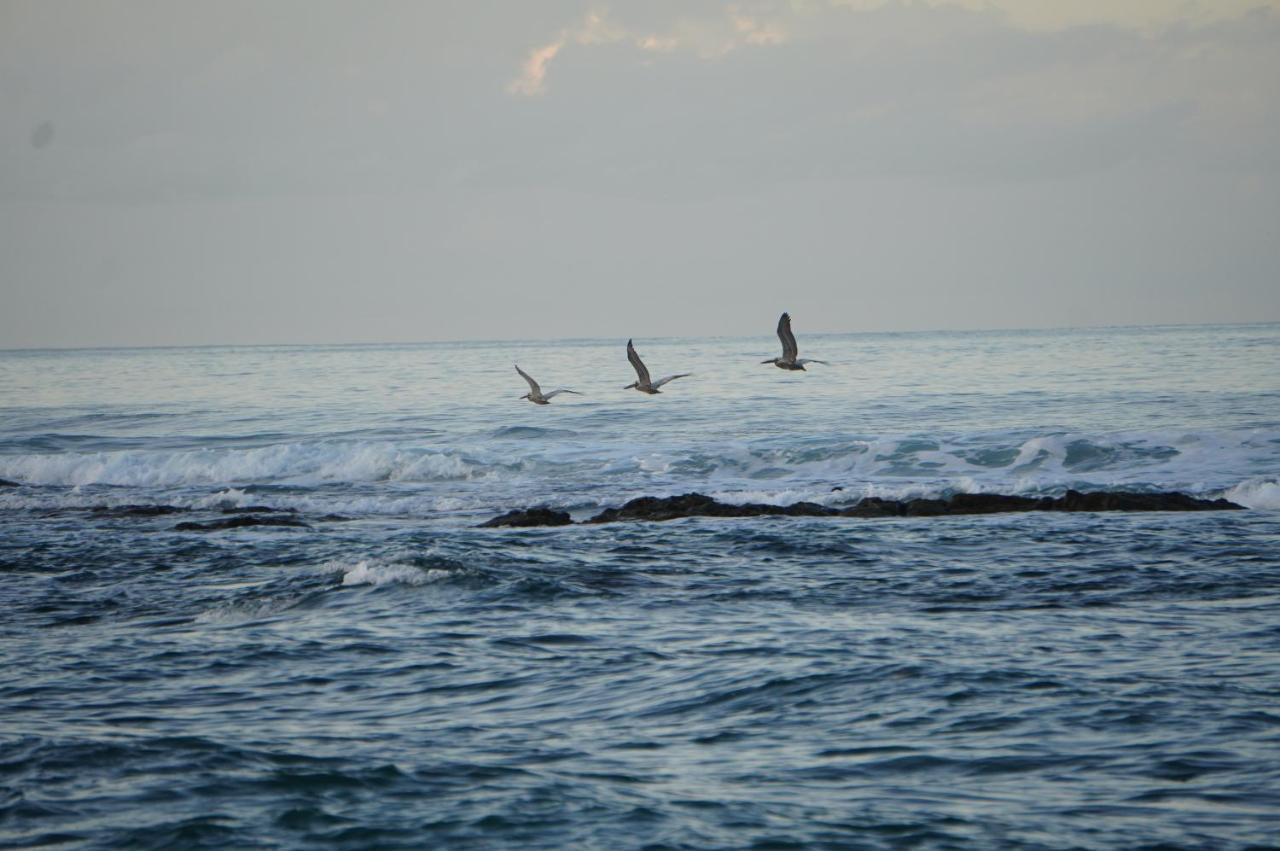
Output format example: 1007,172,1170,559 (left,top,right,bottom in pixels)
507,10,628,96
831,0,1280,31
508,40,564,96
731,12,785,46
510,0,1280,97
637,34,679,53
507,5,790,95
575,10,625,45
